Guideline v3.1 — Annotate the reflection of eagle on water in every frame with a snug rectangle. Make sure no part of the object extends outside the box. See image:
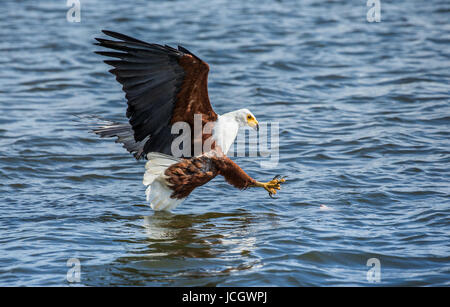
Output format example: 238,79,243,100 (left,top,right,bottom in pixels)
93,30,285,211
